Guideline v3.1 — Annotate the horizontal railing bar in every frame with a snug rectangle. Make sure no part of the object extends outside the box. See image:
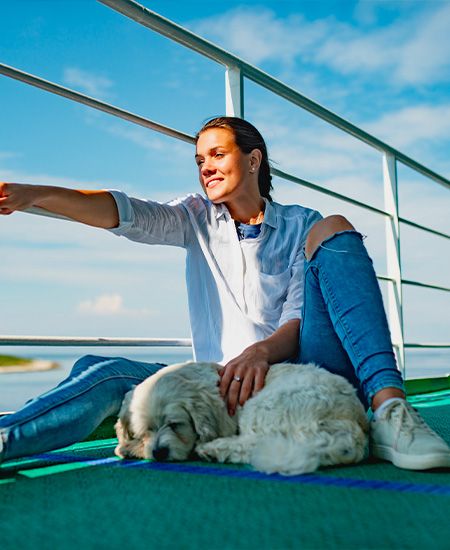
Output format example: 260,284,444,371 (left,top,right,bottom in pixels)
399,217,450,240
376,276,449,293
402,279,450,293
99,0,450,191
0,336,192,347
0,63,195,145
377,275,395,283
272,168,390,217
404,343,450,349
